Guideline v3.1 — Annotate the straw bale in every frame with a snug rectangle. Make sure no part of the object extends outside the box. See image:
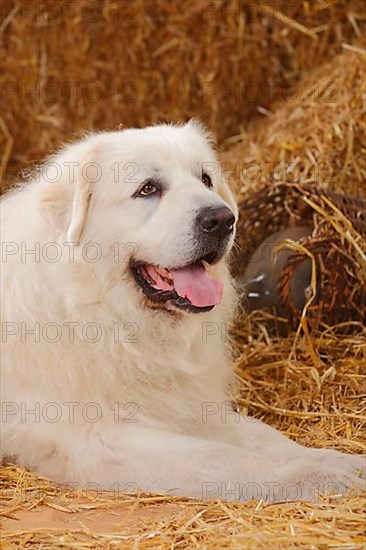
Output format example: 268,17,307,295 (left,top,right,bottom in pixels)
221,50,366,198
1,0,366,186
